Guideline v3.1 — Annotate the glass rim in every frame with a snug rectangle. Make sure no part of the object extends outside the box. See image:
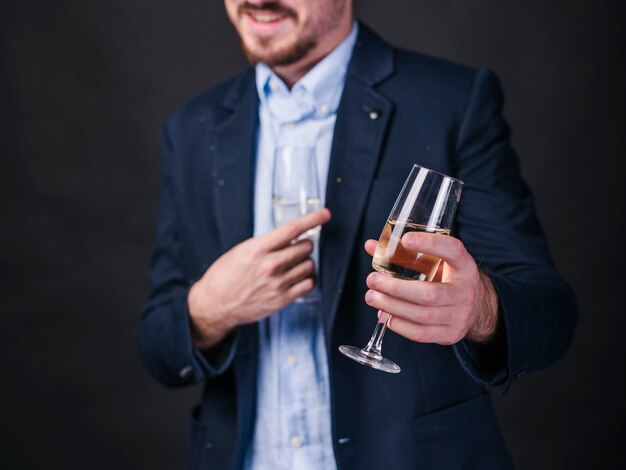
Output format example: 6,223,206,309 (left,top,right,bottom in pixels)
412,164,464,185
